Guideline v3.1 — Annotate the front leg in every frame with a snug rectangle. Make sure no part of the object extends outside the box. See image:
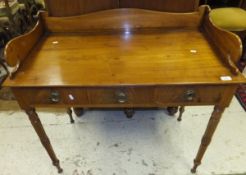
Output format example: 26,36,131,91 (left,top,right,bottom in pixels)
191,105,225,173
177,106,185,121
25,108,63,173
67,108,75,123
